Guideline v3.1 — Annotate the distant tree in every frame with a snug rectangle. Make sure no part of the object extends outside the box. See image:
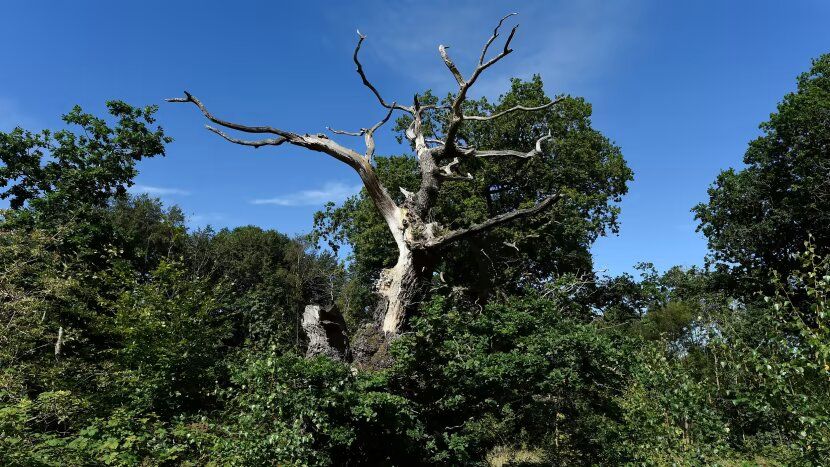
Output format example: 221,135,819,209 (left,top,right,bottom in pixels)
184,225,343,349
109,195,187,275
169,14,630,366
0,101,171,274
694,54,830,290
0,102,170,211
